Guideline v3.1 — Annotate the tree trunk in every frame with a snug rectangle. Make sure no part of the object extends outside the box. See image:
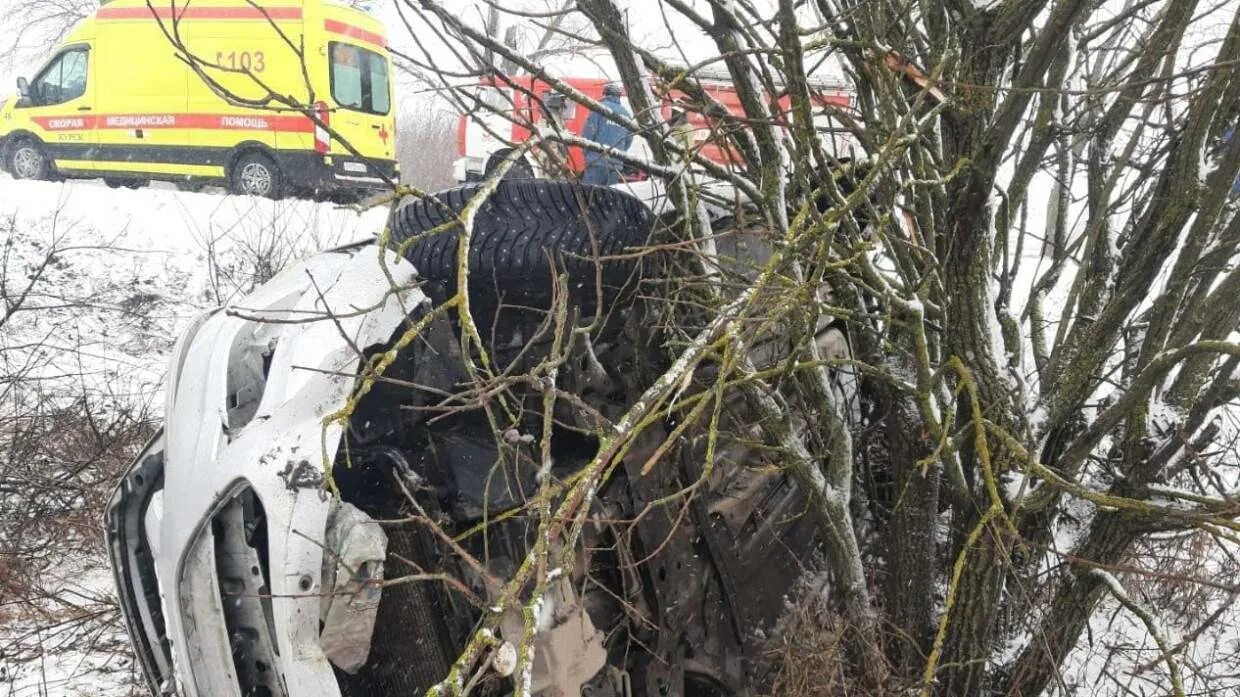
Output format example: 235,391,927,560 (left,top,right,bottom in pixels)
878,387,941,672
1002,511,1139,696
